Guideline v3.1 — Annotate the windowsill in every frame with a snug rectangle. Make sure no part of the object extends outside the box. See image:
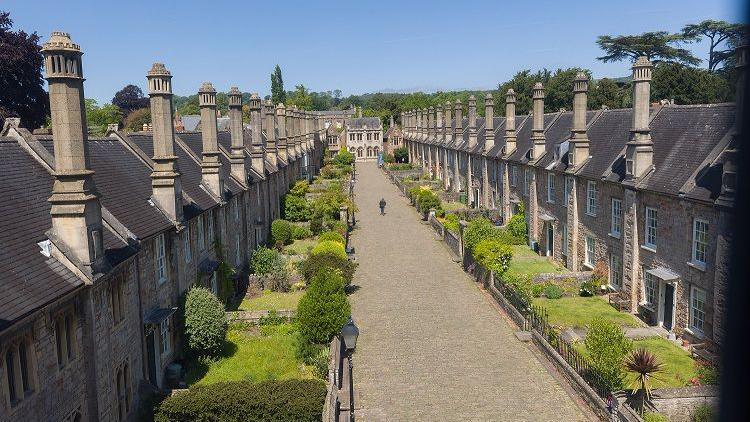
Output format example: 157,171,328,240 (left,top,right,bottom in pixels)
582,262,595,270
547,200,555,204
640,244,656,253
608,232,621,239
606,284,621,292
639,302,656,313
687,260,707,272
586,212,597,217
157,278,167,285
684,327,706,340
